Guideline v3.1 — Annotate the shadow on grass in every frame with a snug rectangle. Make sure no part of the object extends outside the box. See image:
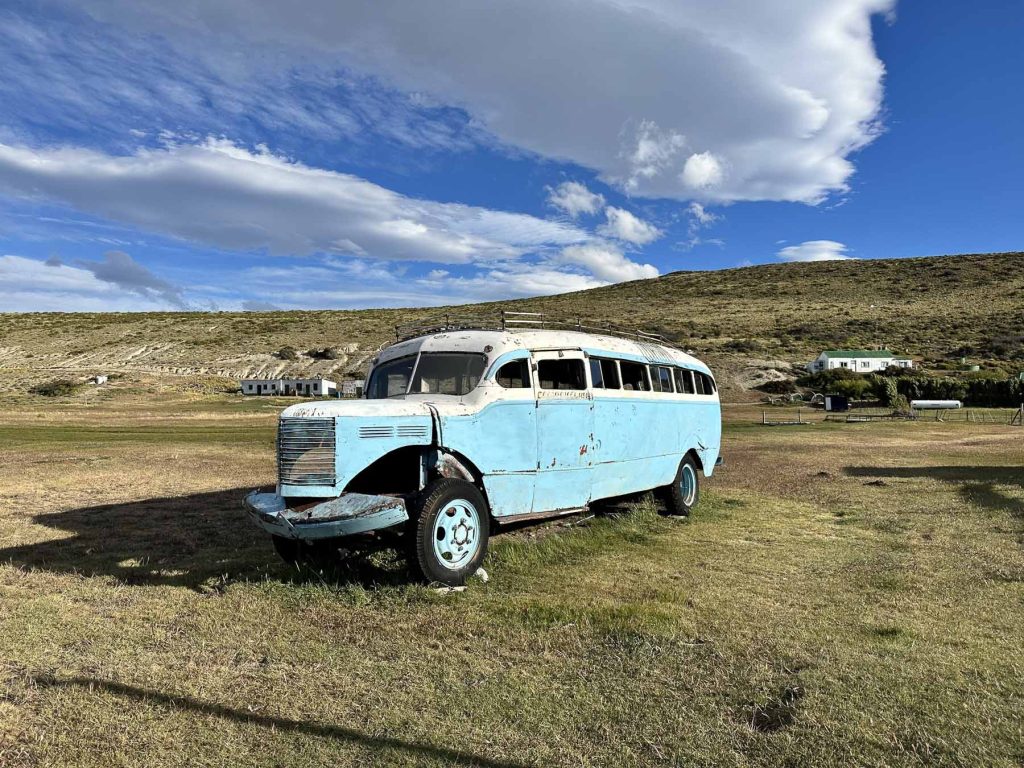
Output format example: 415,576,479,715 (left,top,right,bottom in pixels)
0,488,415,590
845,466,1024,519
33,675,528,768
